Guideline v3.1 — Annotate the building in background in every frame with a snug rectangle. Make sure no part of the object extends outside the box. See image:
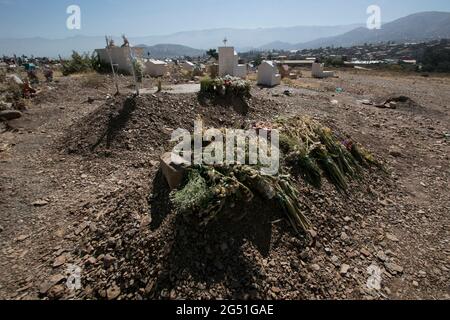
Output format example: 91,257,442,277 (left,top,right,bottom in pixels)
257,60,281,87
96,47,144,74
145,59,168,77
218,46,247,78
